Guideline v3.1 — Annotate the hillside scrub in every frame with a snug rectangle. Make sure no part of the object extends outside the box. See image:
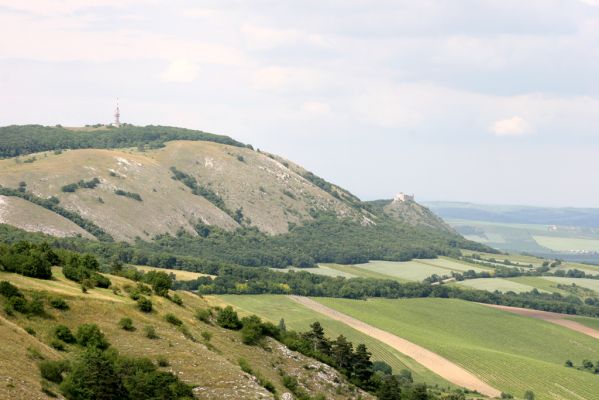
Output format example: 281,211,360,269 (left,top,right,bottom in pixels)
61,177,101,193
0,240,56,279
0,124,246,158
